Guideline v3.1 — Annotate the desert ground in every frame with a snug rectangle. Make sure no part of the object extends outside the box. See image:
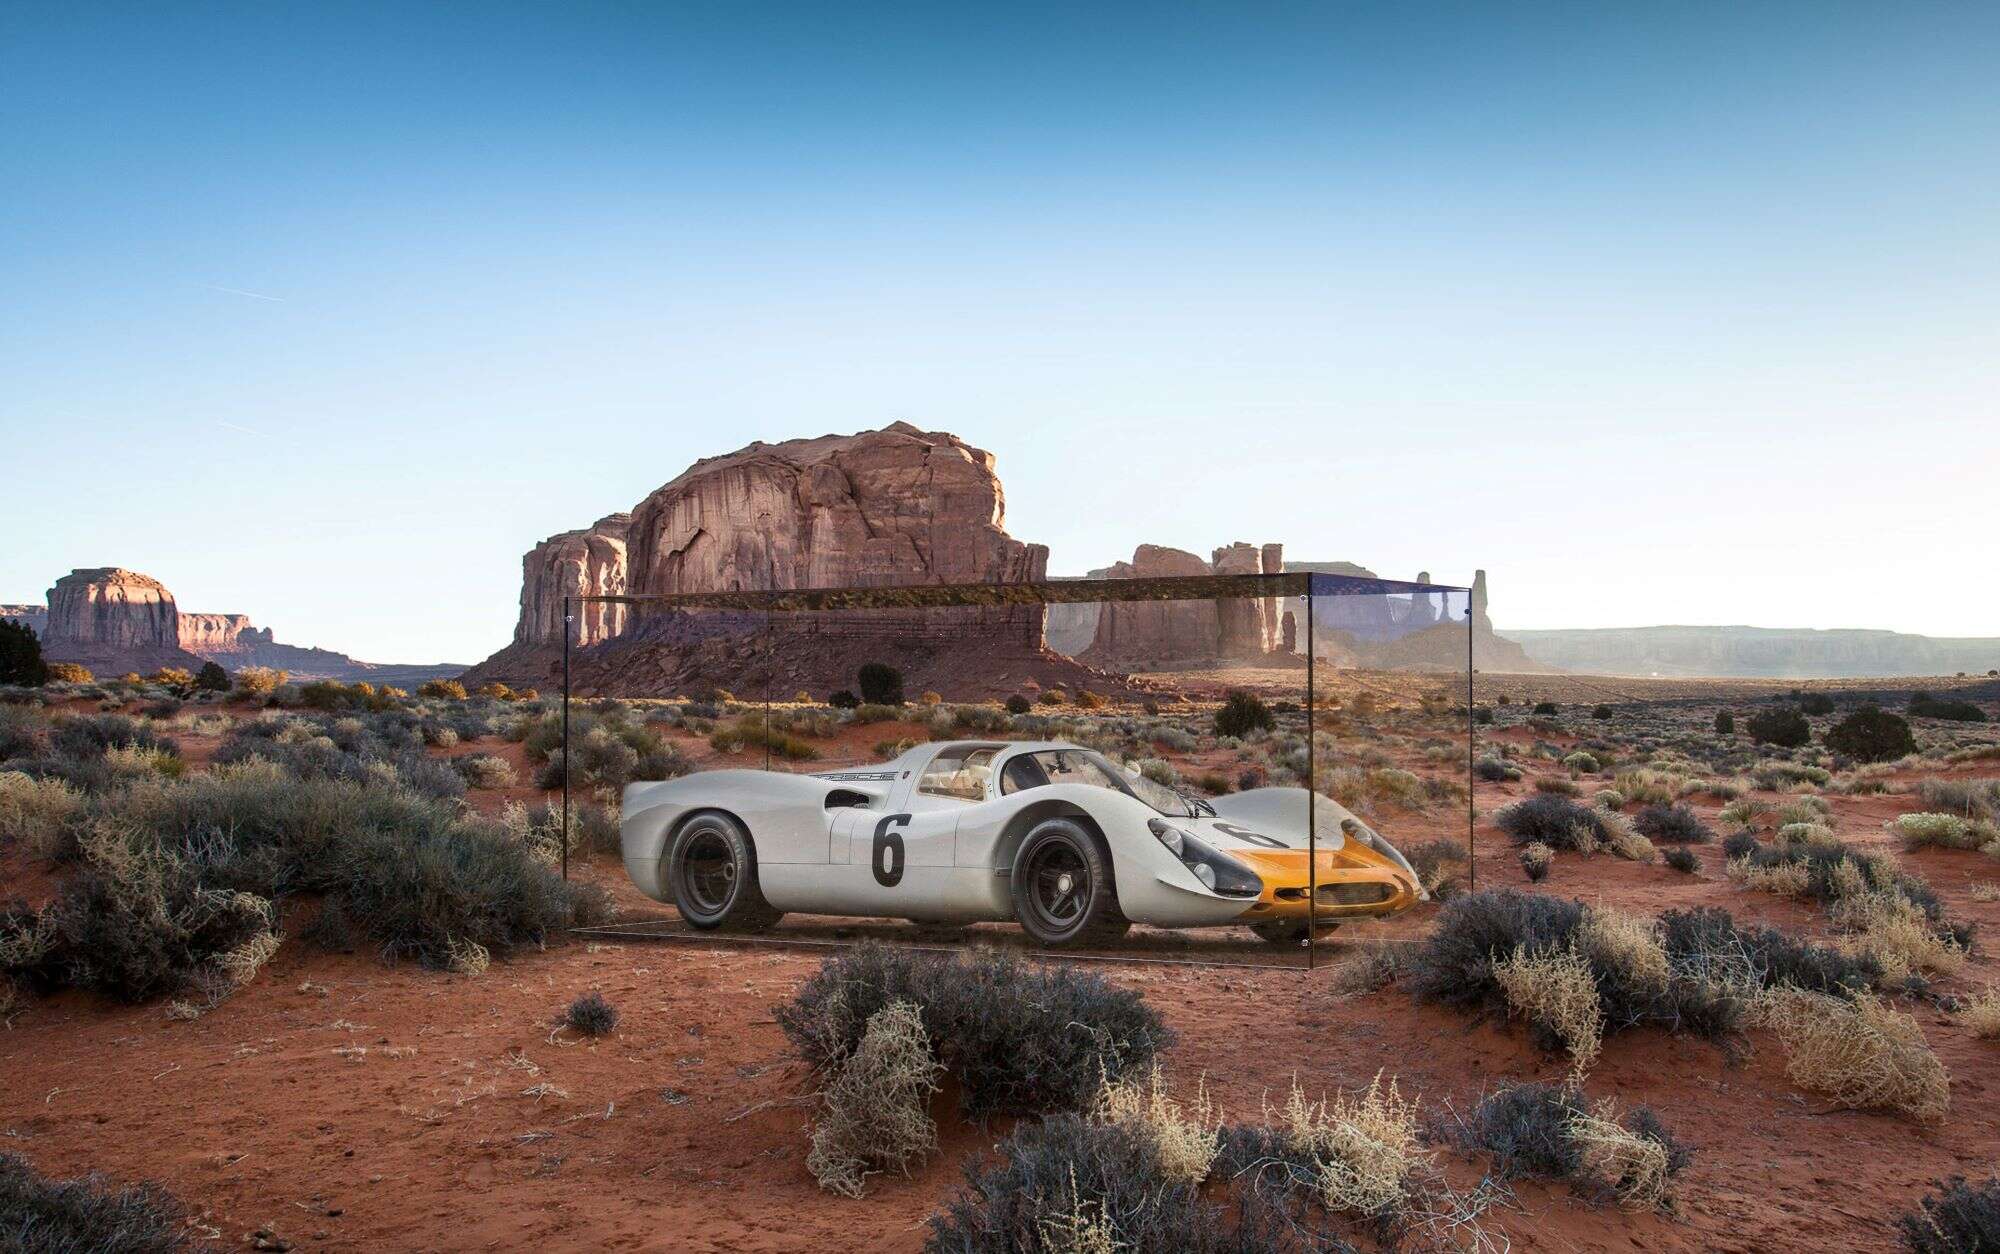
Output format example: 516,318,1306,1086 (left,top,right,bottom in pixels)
3,667,1998,1251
